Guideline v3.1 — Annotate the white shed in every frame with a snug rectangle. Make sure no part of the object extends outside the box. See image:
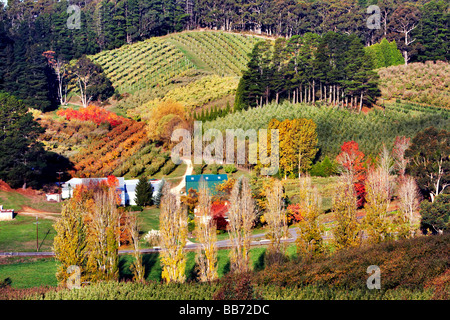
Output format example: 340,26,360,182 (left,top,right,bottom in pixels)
0,205,15,221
